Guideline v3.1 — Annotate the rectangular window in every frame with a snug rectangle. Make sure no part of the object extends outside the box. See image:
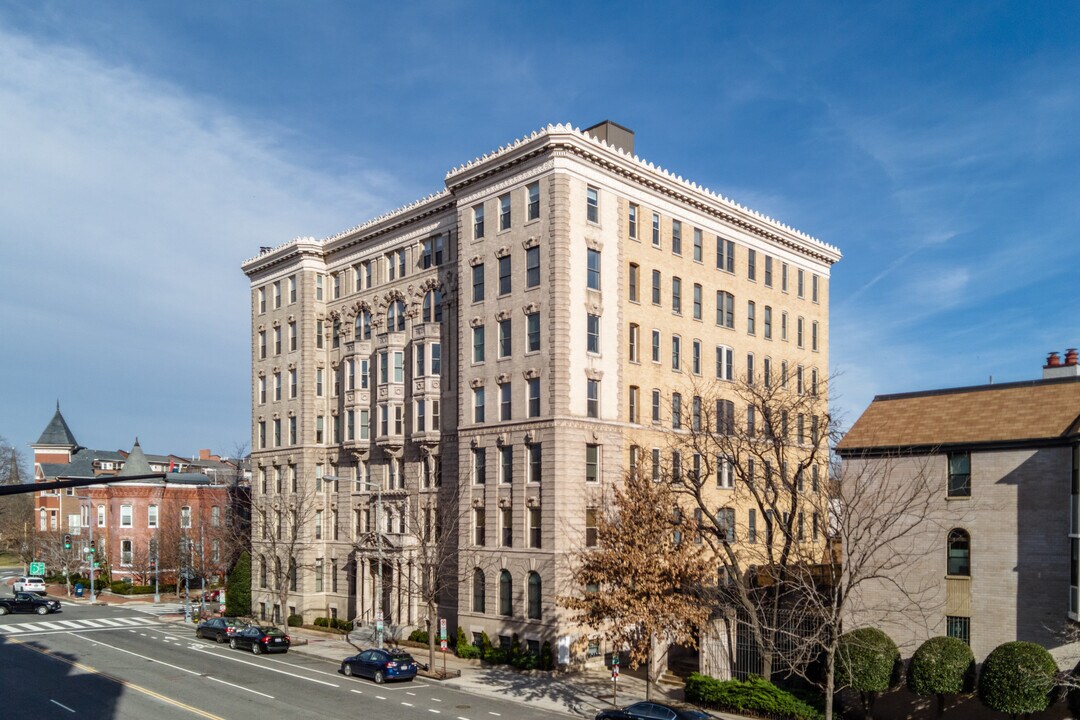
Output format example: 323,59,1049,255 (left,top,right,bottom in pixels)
652,389,661,423
764,306,772,339
651,448,661,481
692,339,701,375
748,509,757,543
526,312,540,352
716,236,735,272
628,323,639,362
499,193,511,230
587,248,601,290
499,255,511,295
121,539,133,566
716,346,733,381
527,442,542,483
529,508,541,548
764,255,773,287
587,314,600,353
473,204,485,239
747,353,755,385
587,379,599,418
120,505,132,527
527,182,540,220
258,287,266,313
813,274,820,303
629,385,639,423
693,228,703,262
671,220,682,255
528,377,540,417
747,301,756,335
333,274,341,299
500,445,513,484
288,276,296,303
628,263,639,302
472,263,485,303
474,508,486,546
672,276,682,314
748,249,757,281
500,507,513,547
693,283,702,320
798,317,805,348
798,269,805,298
812,321,819,352
717,291,734,328
948,452,971,497
947,616,971,645
586,508,599,547
717,454,734,487
473,325,485,363
586,186,599,223
585,444,600,482
782,311,789,341
651,269,662,305
526,246,540,288
148,504,158,528
671,335,681,370
628,203,638,238
316,275,324,300
473,387,486,423
652,212,661,247
498,318,512,358
473,448,487,485
180,506,191,529
651,329,661,363
672,392,682,429
500,382,512,421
